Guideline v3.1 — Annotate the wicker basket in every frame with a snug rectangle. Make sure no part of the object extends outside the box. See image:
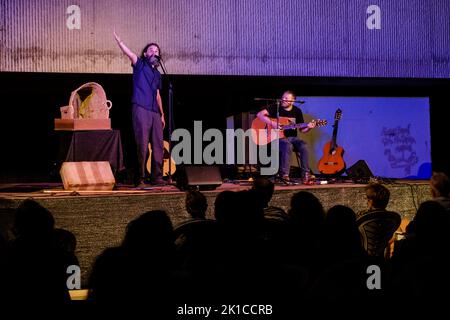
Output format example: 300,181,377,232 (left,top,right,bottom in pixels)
61,82,112,119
